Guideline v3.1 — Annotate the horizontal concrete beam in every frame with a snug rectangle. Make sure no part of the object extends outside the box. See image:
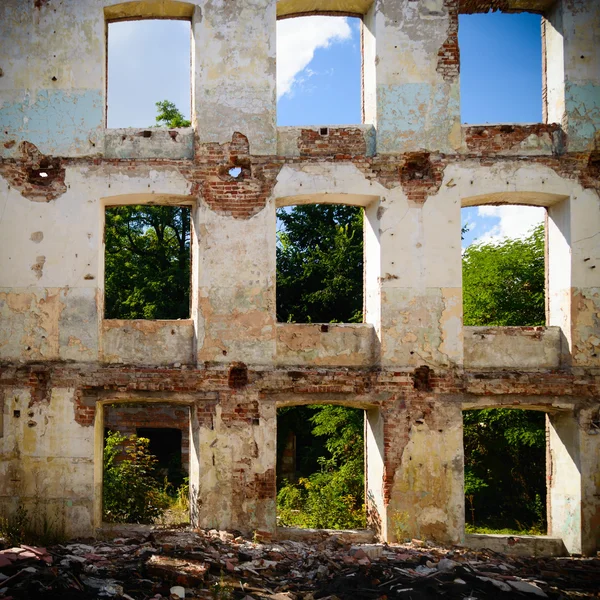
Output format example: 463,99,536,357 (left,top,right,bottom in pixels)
104,128,195,160
276,323,377,367
464,326,562,370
